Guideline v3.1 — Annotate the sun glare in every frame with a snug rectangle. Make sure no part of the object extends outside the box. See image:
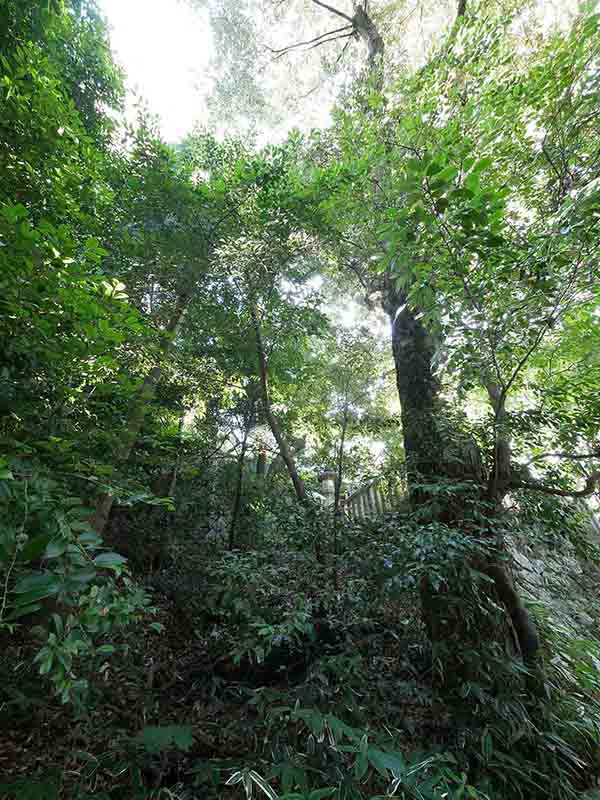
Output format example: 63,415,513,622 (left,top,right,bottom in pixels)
99,0,213,142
